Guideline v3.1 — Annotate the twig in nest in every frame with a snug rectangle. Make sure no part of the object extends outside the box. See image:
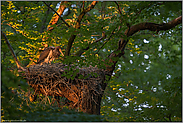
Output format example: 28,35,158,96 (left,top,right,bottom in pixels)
41,85,51,105
61,80,79,101
92,94,98,105
73,100,79,107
